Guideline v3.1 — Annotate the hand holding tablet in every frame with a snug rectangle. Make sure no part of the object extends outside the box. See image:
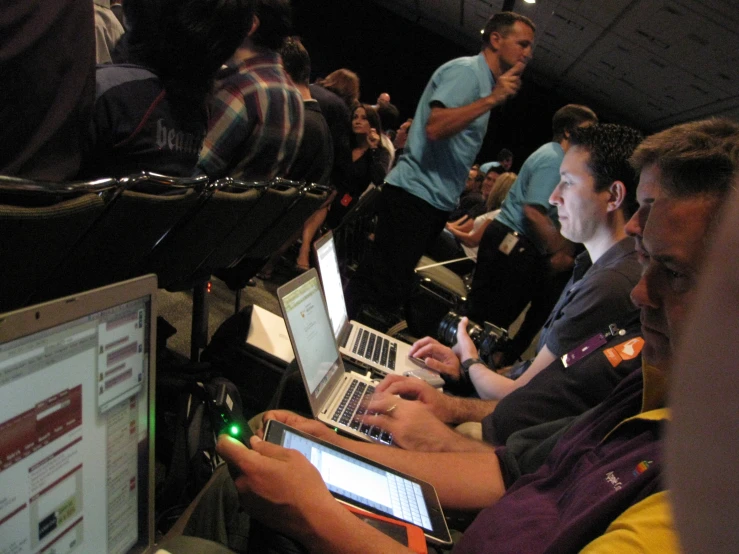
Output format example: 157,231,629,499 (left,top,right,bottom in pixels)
215,433,341,543
263,420,452,546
